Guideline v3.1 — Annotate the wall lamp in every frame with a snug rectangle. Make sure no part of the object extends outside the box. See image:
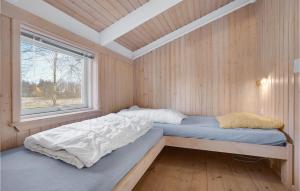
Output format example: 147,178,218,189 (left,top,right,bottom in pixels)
256,78,268,87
